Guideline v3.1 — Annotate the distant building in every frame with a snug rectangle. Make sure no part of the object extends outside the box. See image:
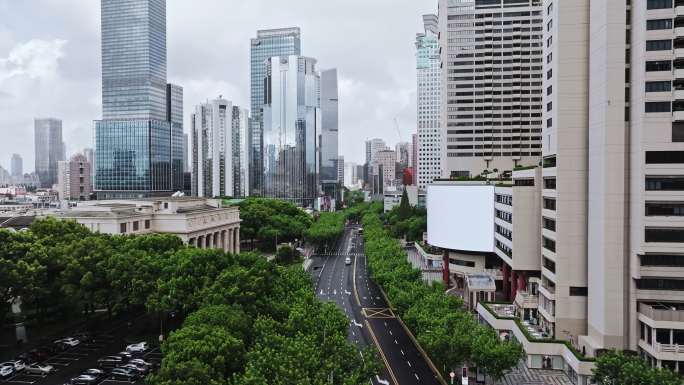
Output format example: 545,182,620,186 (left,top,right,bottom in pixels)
373,150,396,191
250,27,301,196
262,55,320,207
183,133,190,173
57,197,241,253
237,108,250,197
320,69,340,200
337,156,344,185
34,118,65,188
57,153,92,201
383,186,426,212
411,133,418,185
11,154,23,177
191,97,245,198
